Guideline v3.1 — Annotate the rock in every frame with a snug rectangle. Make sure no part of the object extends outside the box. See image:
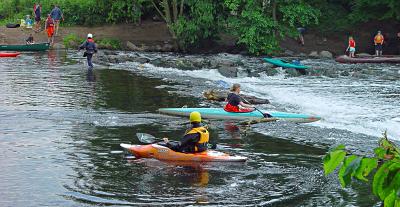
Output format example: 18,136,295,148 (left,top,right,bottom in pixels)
126,41,147,52
218,65,238,77
203,89,270,104
162,43,174,52
284,49,295,56
52,43,65,49
319,50,333,59
309,51,319,58
298,52,307,57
